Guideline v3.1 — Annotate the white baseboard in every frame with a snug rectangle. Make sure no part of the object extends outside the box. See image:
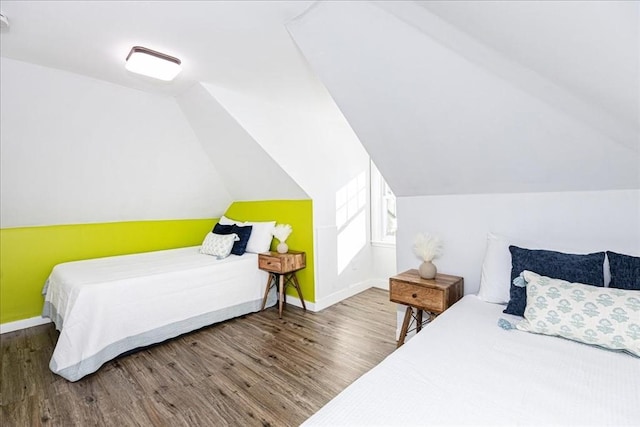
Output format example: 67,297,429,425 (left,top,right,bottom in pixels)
1,316,51,334
284,279,389,313
370,278,389,290
313,279,377,312
282,295,316,312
